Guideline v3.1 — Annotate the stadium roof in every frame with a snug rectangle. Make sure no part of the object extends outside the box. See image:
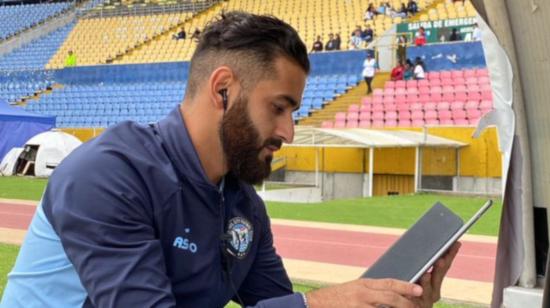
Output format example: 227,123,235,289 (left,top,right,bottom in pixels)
287,126,467,148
